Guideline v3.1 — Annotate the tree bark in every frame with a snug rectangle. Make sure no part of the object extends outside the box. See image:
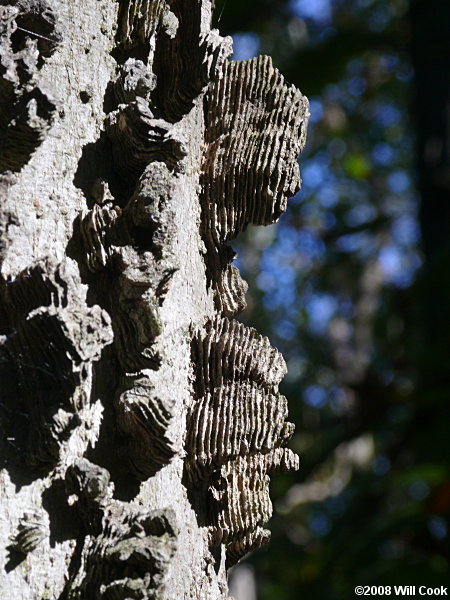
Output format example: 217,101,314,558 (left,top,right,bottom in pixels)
0,1,309,598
